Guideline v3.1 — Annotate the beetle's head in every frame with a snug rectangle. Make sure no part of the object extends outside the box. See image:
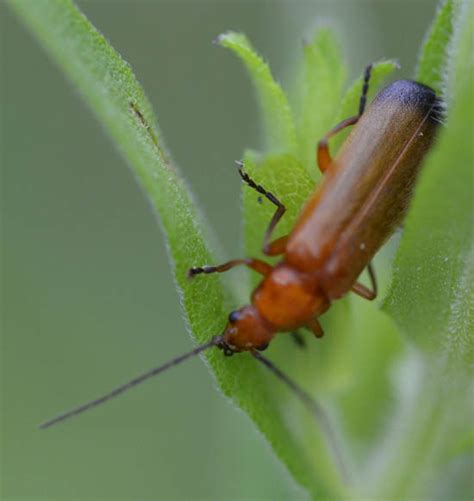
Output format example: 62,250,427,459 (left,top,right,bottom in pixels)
218,305,275,355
